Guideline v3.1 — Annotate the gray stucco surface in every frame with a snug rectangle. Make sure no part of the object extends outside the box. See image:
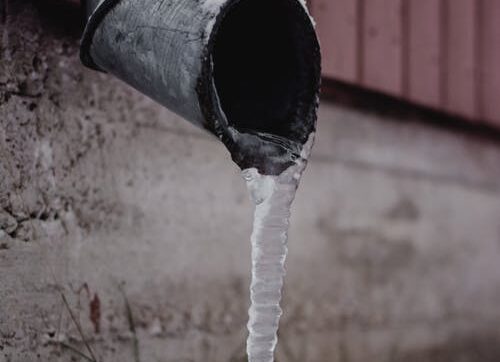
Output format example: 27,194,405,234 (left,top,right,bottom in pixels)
2,2,500,361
